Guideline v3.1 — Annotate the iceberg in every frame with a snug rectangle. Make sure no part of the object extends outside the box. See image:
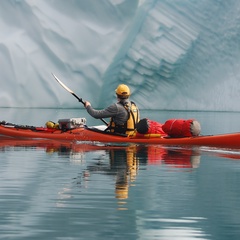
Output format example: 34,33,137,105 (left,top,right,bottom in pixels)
1,0,240,111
